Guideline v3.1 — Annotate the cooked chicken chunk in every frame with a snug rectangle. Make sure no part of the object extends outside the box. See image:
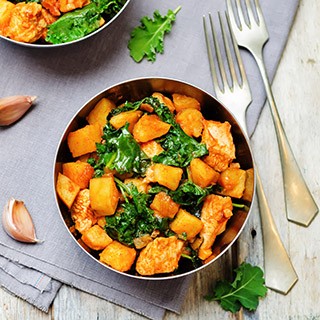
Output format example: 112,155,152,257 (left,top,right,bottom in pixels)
201,120,236,172
136,236,184,275
198,194,233,260
71,189,97,234
0,0,15,35
5,2,48,43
